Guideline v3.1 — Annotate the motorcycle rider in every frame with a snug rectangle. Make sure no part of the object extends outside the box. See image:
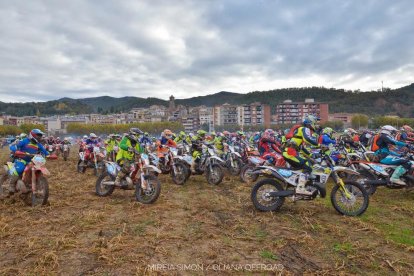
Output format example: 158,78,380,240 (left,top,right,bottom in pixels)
373,125,411,186
8,129,49,194
114,128,144,186
46,136,55,146
213,132,227,157
140,132,152,146
84,133,100,161
319,127,336,146
282,115,319,195
174,131,188,144
259,129,282,165
397,125,414,143
190,129,207,173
